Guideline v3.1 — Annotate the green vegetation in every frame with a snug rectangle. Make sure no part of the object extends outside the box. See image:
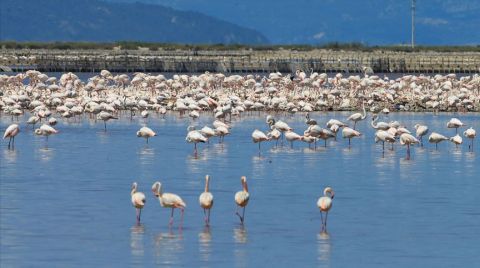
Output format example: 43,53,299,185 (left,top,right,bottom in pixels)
1,41,479,52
